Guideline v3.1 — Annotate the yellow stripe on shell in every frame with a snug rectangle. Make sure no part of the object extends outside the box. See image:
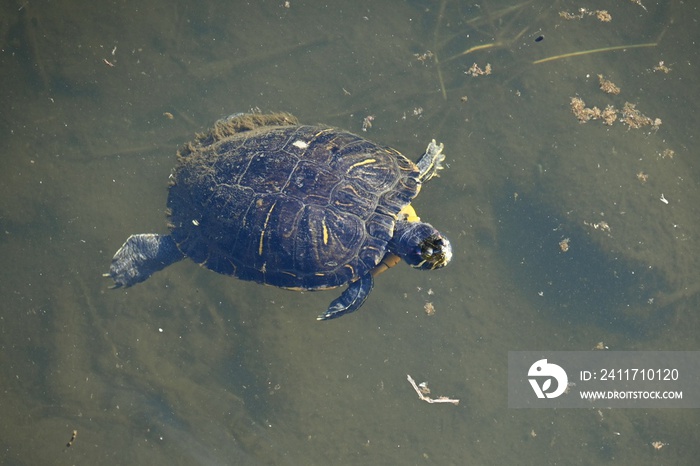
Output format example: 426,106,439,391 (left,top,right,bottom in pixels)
314,128,334,138
258,202,277,256
348,158,376,170
322,217,329,245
